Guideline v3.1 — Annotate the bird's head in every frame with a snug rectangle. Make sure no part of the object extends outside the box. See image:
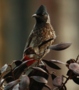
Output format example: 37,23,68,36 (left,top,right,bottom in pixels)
32,5,50,24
